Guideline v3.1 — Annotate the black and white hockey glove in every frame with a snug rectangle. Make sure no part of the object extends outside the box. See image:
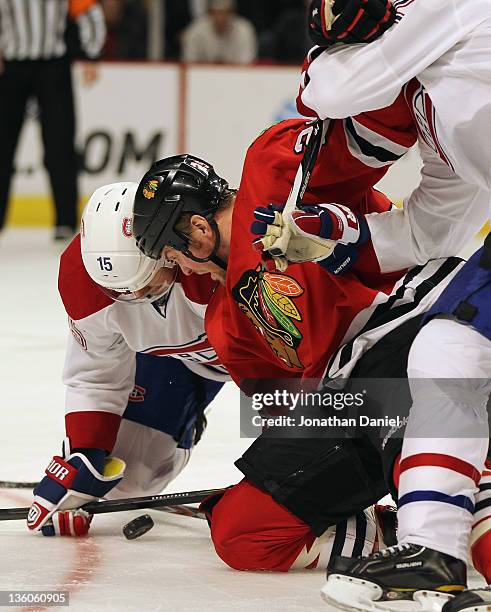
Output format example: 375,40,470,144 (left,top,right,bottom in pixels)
308,0,396,47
